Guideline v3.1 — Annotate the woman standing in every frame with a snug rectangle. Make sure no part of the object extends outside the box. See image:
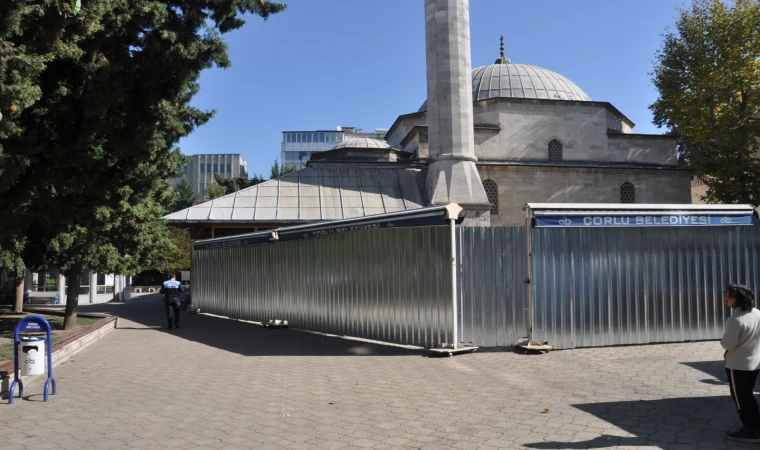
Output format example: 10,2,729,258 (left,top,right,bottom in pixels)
722,283,760,443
